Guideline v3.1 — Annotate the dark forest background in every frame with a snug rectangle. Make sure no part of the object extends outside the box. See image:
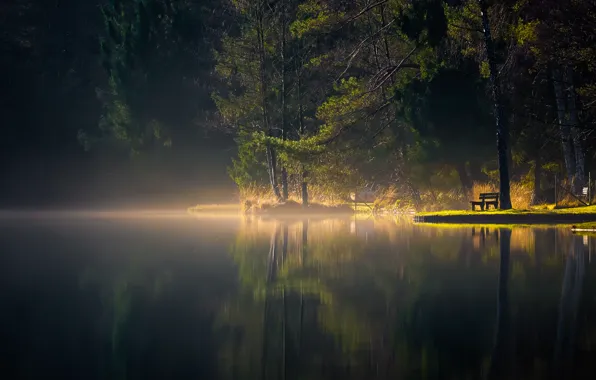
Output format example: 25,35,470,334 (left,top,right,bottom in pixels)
1,0,234,209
